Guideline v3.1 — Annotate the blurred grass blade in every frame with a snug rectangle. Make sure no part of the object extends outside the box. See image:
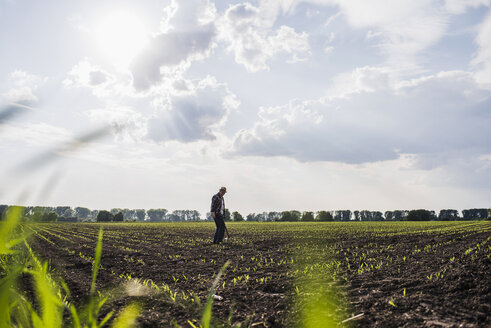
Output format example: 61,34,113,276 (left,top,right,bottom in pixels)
0,206,23,254
70,304,81,328
10,294,32,328
0,266,22,327
17,126,110,172
0,205,26,327
86,227,105,326
202,260,230,328
100,310,114,327
0,103,32,125
111,303,140,328
91,227,103,295
31,261,63,327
